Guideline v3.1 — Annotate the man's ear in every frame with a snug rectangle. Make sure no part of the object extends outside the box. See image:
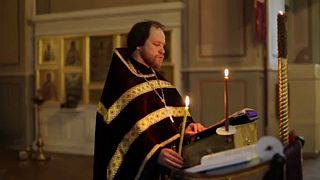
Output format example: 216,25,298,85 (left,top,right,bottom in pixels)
136,46,142,51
